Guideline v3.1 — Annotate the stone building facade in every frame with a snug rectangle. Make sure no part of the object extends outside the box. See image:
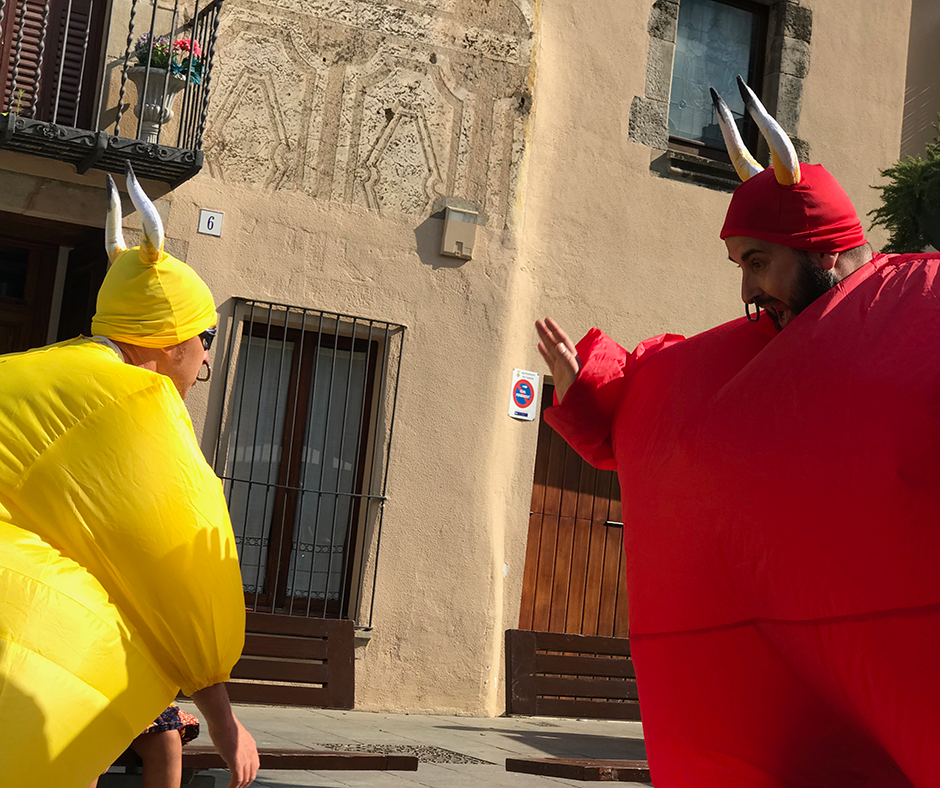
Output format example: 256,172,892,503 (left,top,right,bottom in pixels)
0,0,935,715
